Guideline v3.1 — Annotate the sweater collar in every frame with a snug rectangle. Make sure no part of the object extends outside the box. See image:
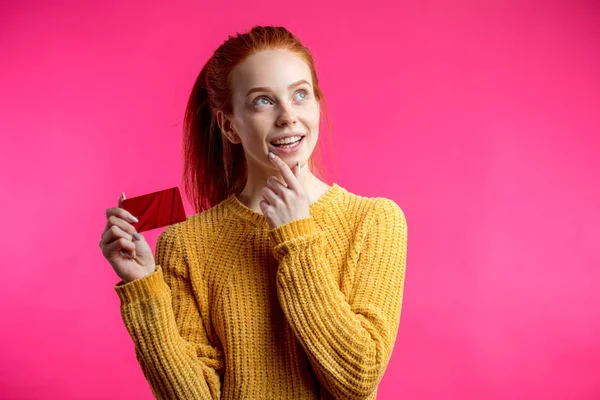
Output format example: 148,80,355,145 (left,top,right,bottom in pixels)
225,182,343,227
